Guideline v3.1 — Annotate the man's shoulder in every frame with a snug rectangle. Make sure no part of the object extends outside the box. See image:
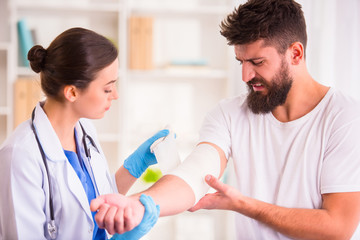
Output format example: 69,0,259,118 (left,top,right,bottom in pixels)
326,89,360,115
320,89,360,129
